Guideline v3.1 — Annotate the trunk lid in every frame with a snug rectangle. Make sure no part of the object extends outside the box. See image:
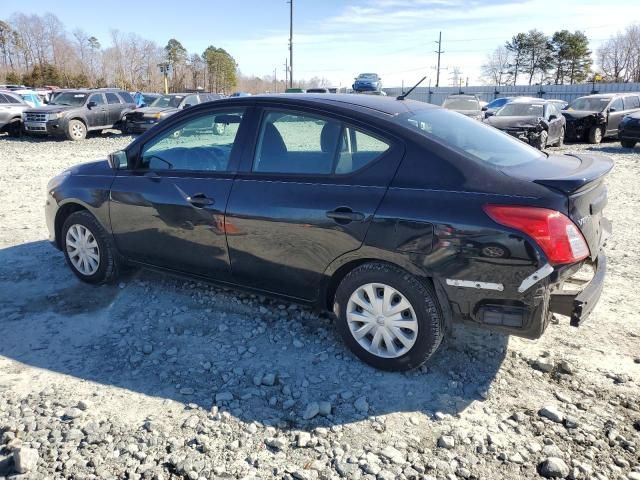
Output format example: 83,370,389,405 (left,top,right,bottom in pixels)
505,153,613,259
